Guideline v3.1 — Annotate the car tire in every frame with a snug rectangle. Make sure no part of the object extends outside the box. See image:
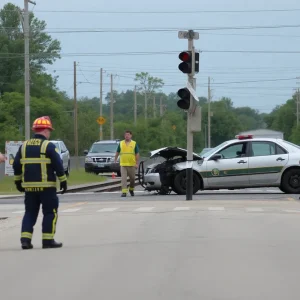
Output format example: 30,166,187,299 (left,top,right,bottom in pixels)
281,168,300,194
173,171,201,195
117,171,121,177
65,161,70,177
278,186,287,193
